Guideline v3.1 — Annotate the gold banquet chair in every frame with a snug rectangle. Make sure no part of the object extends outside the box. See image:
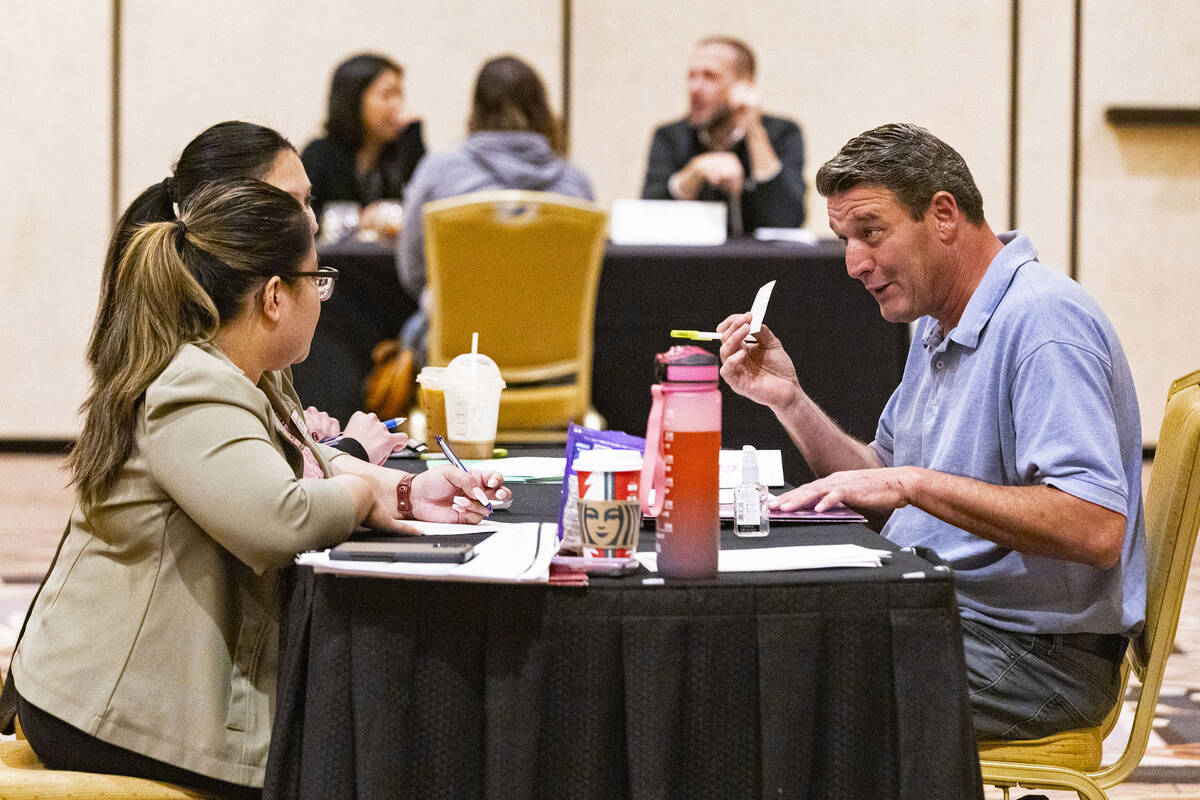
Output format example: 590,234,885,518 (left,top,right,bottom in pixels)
0,718,216,799
978,368,1200,800
423,190,607,443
